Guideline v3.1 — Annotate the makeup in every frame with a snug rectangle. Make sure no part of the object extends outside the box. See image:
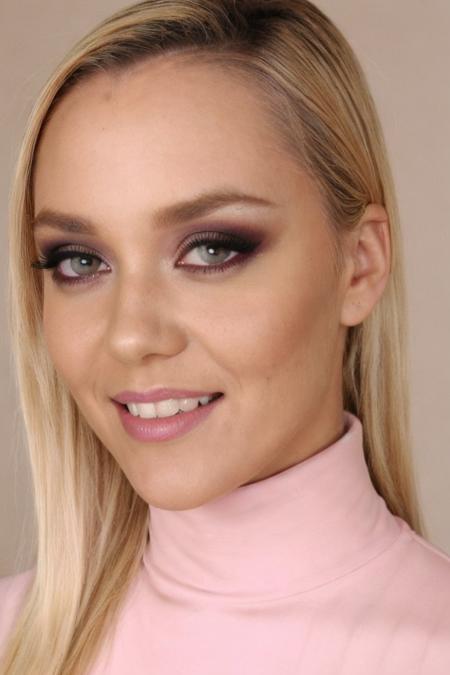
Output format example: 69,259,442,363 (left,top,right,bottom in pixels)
112,394,224,442
30,227,264,285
